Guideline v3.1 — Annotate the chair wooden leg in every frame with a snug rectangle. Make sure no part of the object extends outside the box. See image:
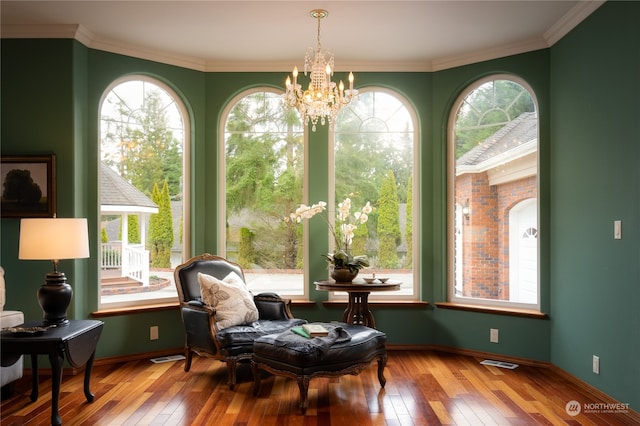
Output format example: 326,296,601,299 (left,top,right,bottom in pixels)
377,353,387,388
184,350,193,372
226,359,237,390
